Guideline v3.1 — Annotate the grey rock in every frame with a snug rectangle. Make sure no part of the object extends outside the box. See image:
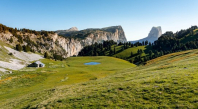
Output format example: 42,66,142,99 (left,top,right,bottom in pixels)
0,25,127,58
130,26,162,43
53,26,127,57
55,27,78,35
67,27,78,32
